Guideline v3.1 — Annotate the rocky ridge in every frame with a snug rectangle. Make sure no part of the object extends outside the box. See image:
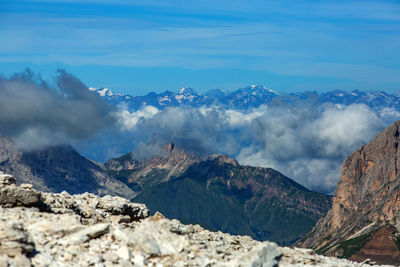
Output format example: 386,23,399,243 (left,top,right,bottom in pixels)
105,143,201,188
0,136,135,199
105,145,331,245
297,120,400,265
132,151,332,245
0,172,384,266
